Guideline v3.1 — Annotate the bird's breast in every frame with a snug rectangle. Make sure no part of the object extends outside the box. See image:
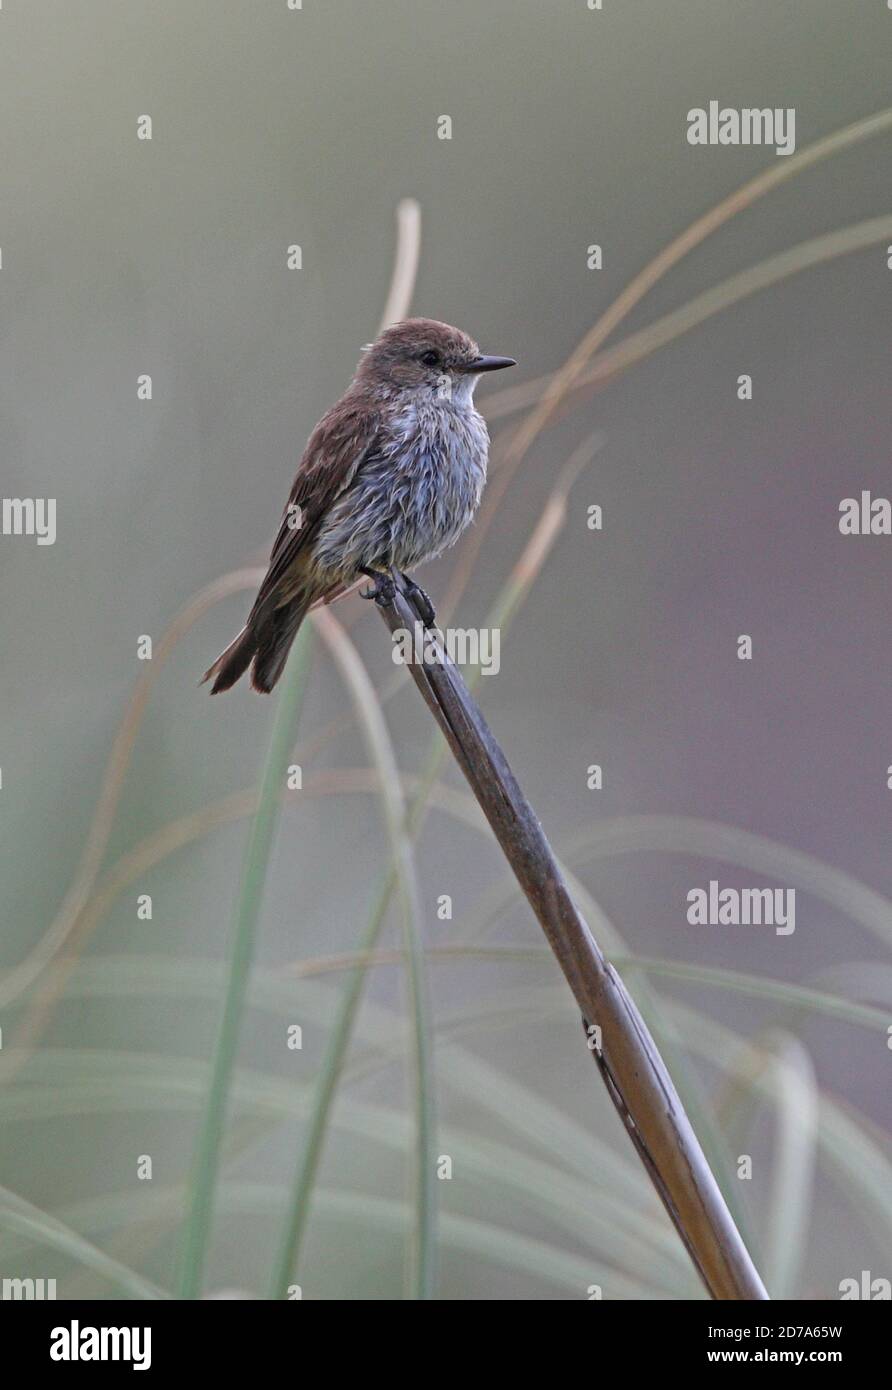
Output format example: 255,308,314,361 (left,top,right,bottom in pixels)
312,397,490,576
